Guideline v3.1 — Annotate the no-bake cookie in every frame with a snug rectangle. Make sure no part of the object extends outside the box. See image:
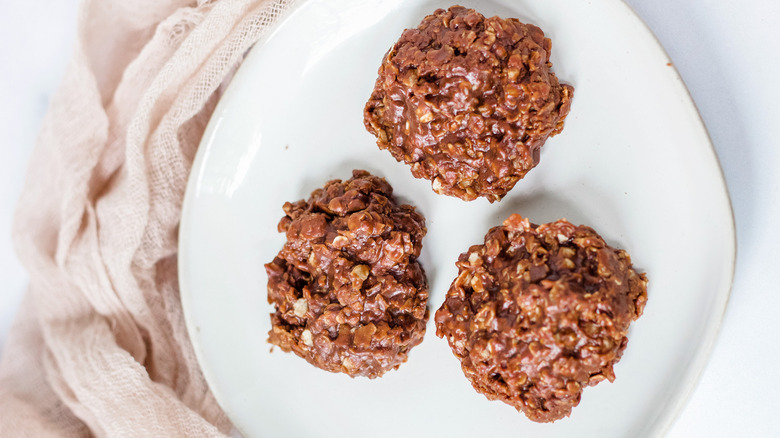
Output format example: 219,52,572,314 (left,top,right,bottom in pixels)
435,214,647,421
266,170,429,378
365,6,573,202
